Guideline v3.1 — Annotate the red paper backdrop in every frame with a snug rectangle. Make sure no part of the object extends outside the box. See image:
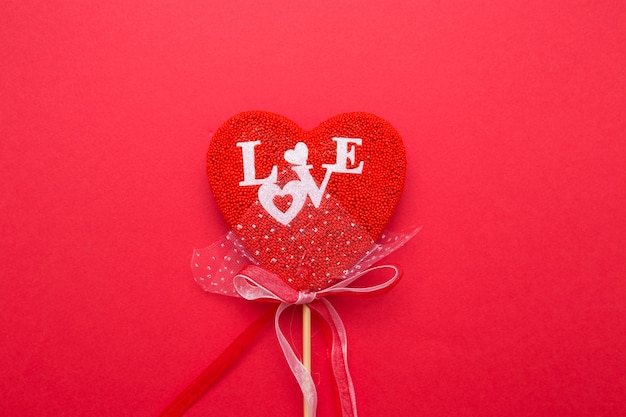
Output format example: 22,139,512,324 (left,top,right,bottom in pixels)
1,1,625,416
